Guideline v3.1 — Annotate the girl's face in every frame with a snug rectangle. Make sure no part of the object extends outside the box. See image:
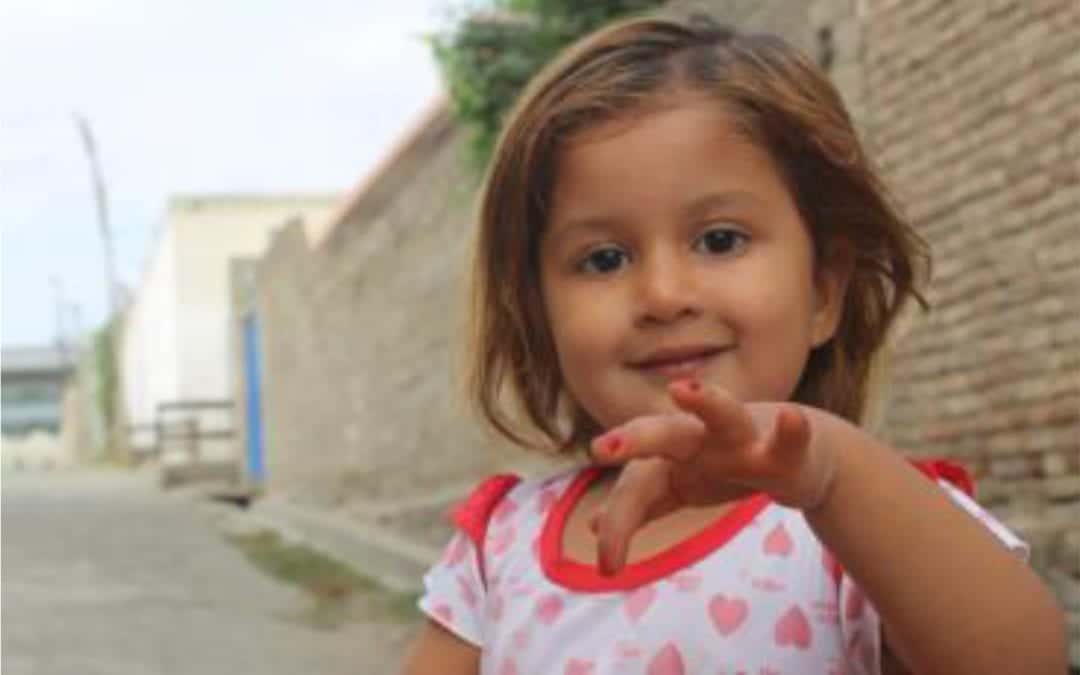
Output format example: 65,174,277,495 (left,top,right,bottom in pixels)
540,97,848,432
